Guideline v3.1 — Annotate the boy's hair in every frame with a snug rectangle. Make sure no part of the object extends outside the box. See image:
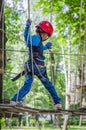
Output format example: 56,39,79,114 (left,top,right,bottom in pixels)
36,27,49,36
